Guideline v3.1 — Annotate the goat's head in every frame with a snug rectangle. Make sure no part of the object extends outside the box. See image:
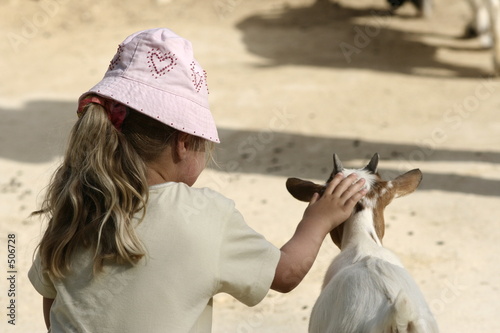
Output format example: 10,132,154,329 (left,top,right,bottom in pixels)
286,153,423,249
